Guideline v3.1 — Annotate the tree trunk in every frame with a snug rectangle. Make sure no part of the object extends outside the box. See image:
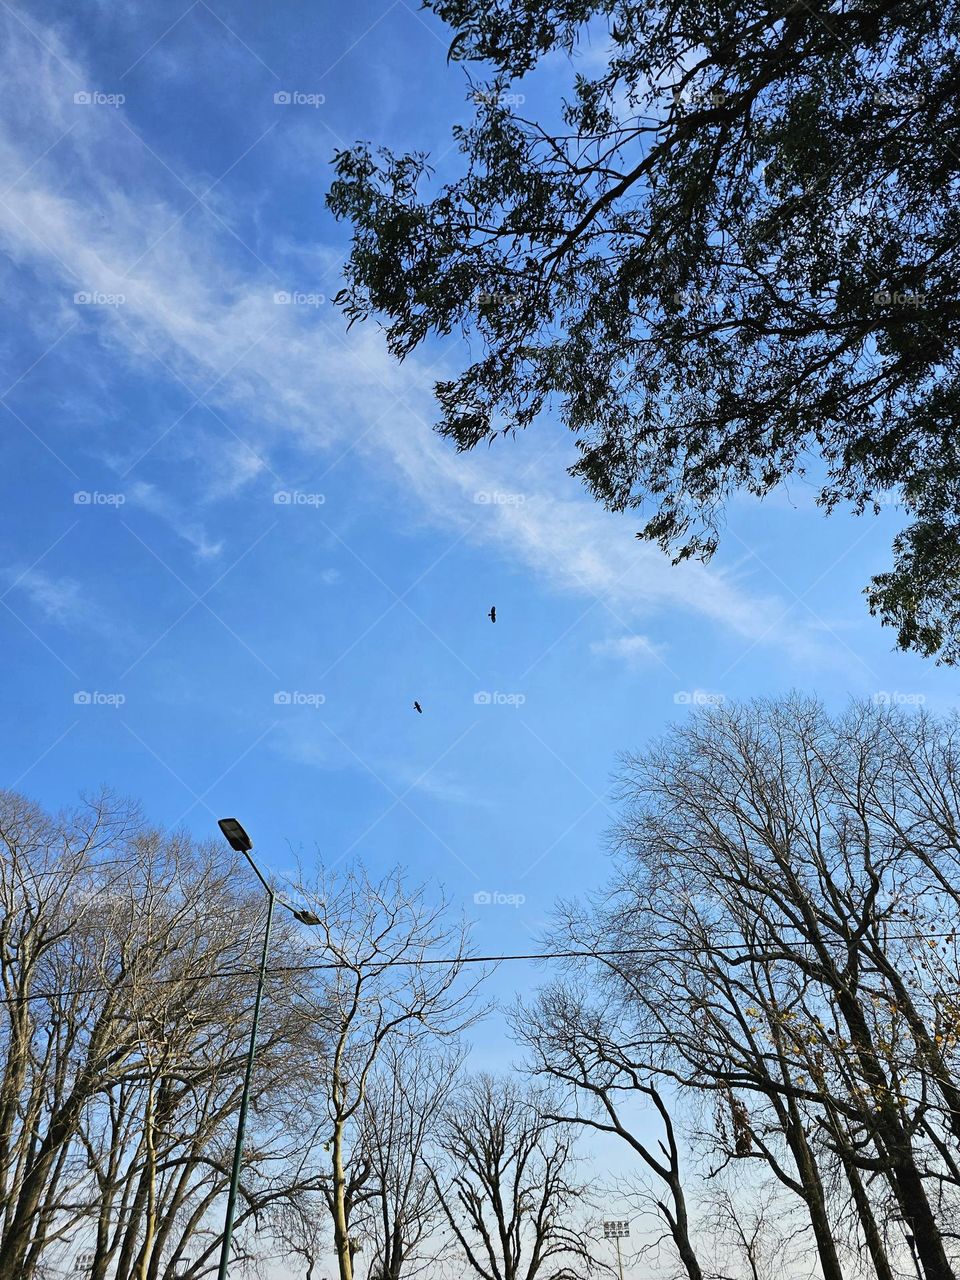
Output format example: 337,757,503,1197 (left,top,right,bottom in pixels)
782,1112,845,1280
836,991,956,1280
663,1169,704,1280
826,1105,896,1280
332,1120,353,1280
